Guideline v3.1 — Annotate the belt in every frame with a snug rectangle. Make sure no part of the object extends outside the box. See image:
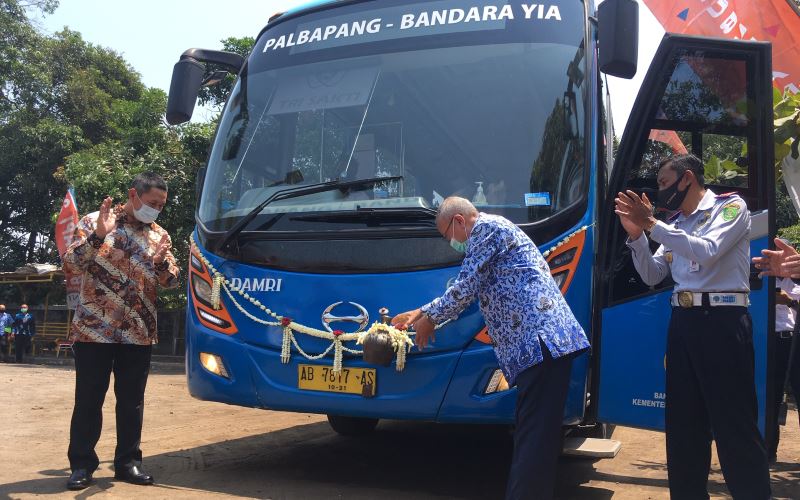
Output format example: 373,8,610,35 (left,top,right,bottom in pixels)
777,330,794,339
671,291,749,308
